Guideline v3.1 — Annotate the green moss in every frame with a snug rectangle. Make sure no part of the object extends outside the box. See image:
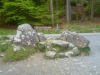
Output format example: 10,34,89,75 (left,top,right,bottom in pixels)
78,47,90,56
